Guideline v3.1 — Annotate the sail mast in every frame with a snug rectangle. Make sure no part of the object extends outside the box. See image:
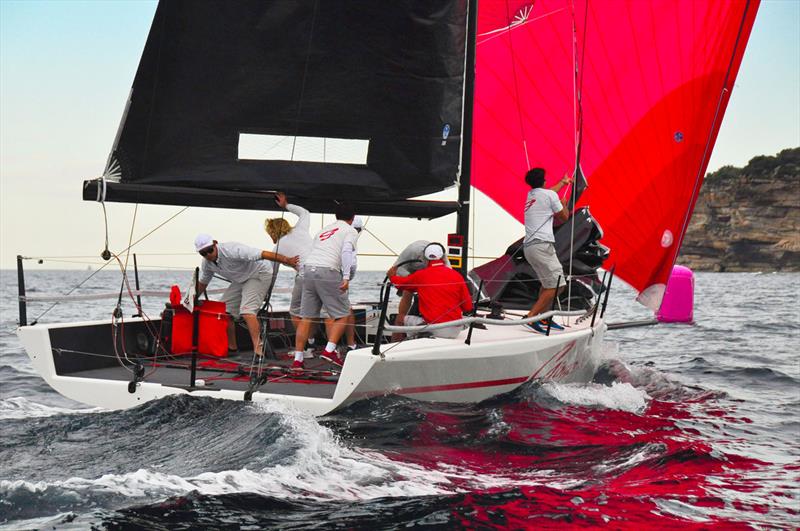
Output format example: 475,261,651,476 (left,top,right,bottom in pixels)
455,0,479,276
